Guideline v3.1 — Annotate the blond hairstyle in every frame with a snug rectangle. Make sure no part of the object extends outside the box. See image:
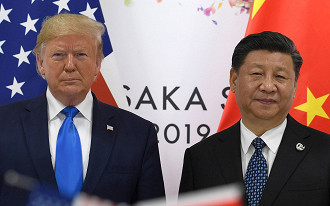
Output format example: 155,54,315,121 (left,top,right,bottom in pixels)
33,13,105,59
